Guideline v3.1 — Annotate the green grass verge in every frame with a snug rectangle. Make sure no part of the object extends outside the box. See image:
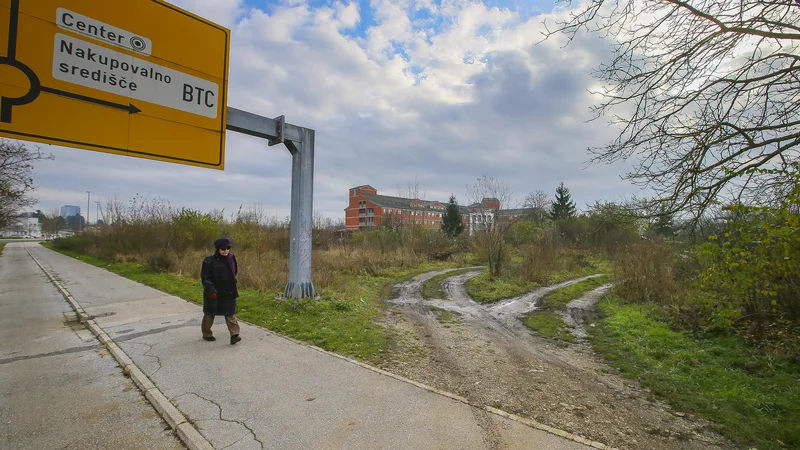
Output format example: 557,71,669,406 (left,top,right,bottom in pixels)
46,247,451,364
541,274,611,309
523,312,576,344
422,267,483,300
0,243,5,255
590,294,800,450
